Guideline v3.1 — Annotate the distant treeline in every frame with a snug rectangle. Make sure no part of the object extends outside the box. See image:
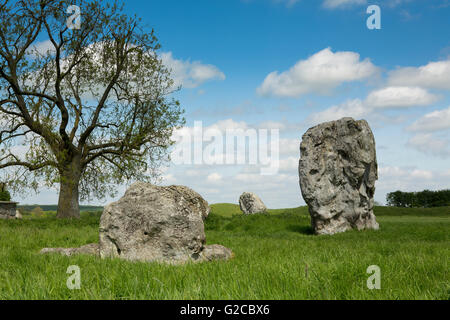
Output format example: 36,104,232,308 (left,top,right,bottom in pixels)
386,189,450,208
18,205,104,212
